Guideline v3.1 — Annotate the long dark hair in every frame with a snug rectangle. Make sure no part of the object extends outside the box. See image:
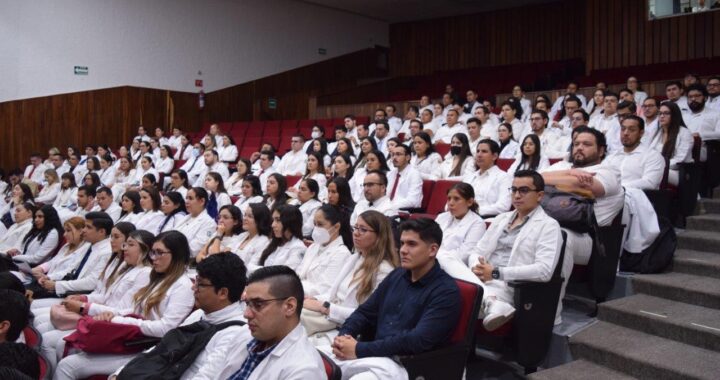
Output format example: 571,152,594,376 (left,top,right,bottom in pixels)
84,172,101,188
333,154,355,180
206,172,228,194
354,137,378,170
60,173,77,190
450,133,472,177
518,134,542,172
247,203,272,237
158,191,187,232
305,152,326,177
300,179,320,202
259,205,303,265
366,150,390,172
497,122,514,148
659,101,688,160
412,131,436,158
120,191,143,218
333,137,355,158
319,203,353,250
101,221,137,289
219,205,244,235
263,173,289,207
22,205,63,253
242,175,263,197
328,177,355,213
448,182,479,214
16,183,34,203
